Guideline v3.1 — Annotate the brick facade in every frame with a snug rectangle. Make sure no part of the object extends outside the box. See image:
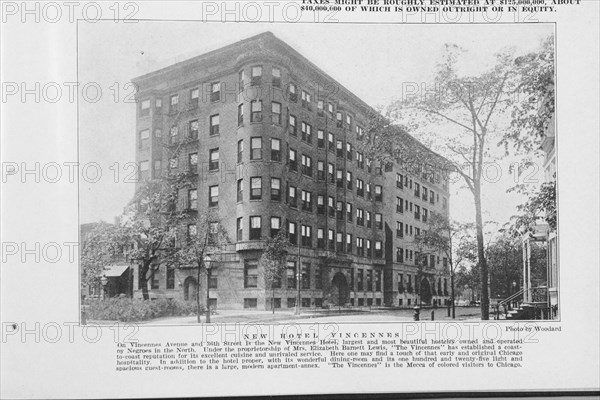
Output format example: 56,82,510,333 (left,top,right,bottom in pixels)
131,32,451,310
